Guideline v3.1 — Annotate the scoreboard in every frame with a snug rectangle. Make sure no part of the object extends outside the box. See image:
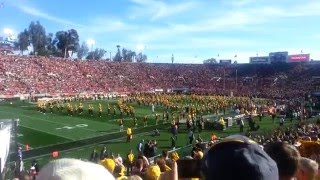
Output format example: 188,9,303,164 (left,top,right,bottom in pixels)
269,52,288,63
